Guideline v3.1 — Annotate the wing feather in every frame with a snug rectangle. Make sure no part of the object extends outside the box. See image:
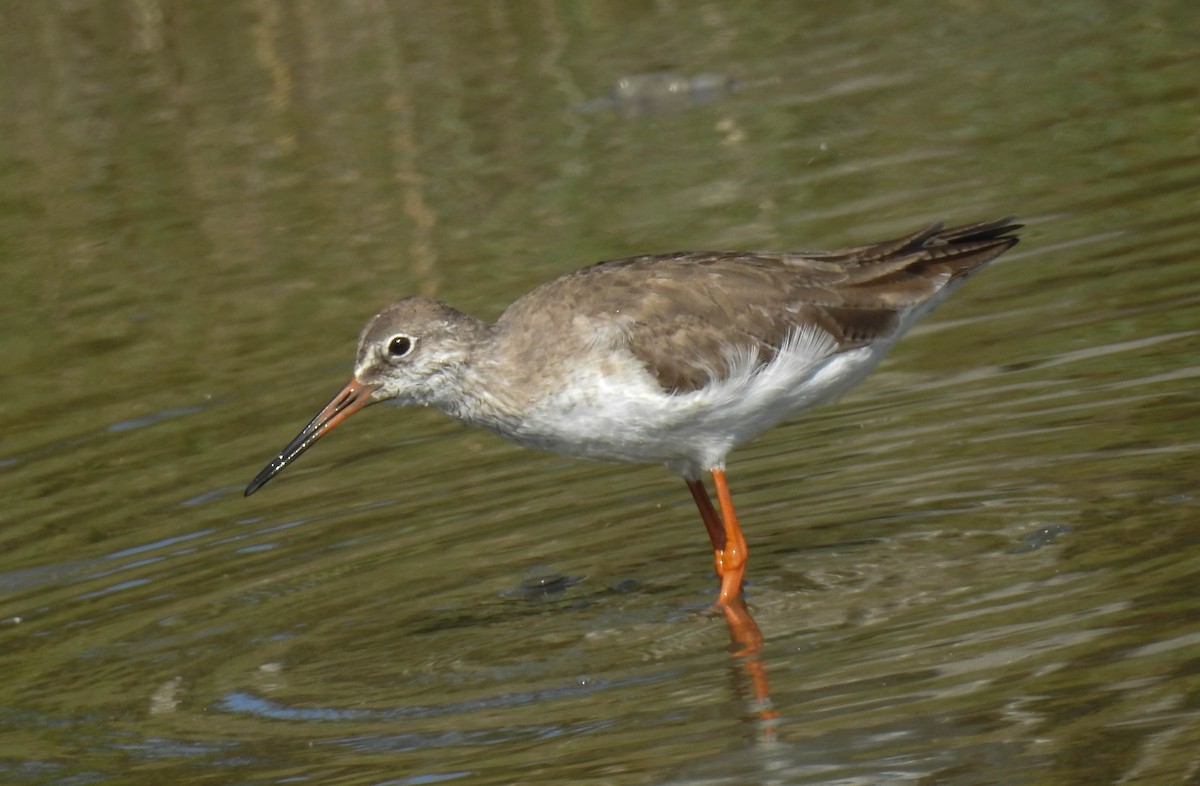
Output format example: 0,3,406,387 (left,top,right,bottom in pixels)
498,218,1020,393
